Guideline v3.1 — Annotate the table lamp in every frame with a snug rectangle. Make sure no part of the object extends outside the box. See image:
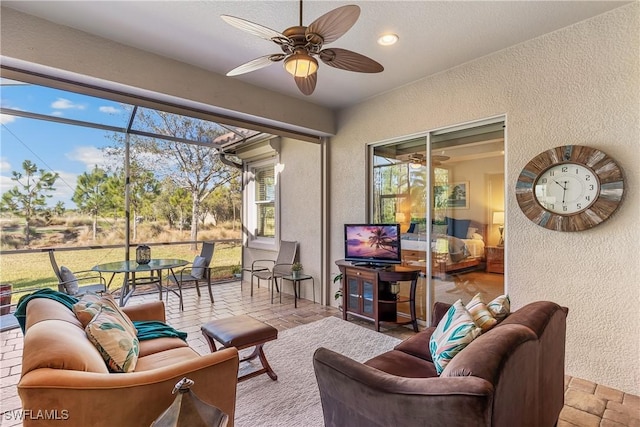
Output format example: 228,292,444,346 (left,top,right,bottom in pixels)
493,211,505,247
